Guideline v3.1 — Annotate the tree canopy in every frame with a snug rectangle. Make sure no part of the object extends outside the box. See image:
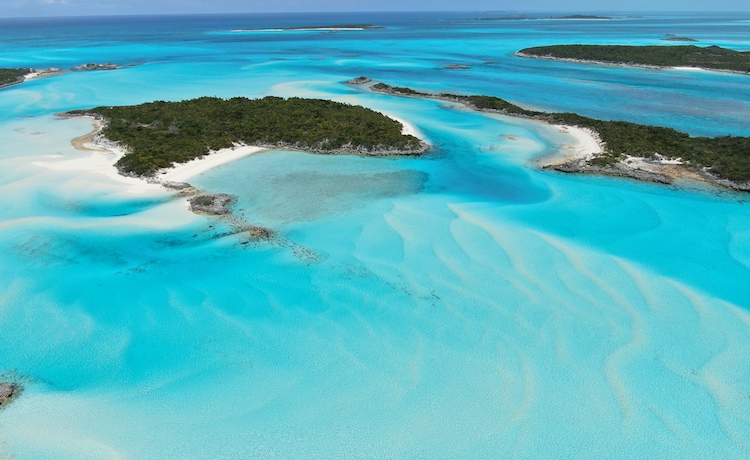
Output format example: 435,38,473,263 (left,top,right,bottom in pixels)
0,68,31,88
69,96,426,176
518,44,750,73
